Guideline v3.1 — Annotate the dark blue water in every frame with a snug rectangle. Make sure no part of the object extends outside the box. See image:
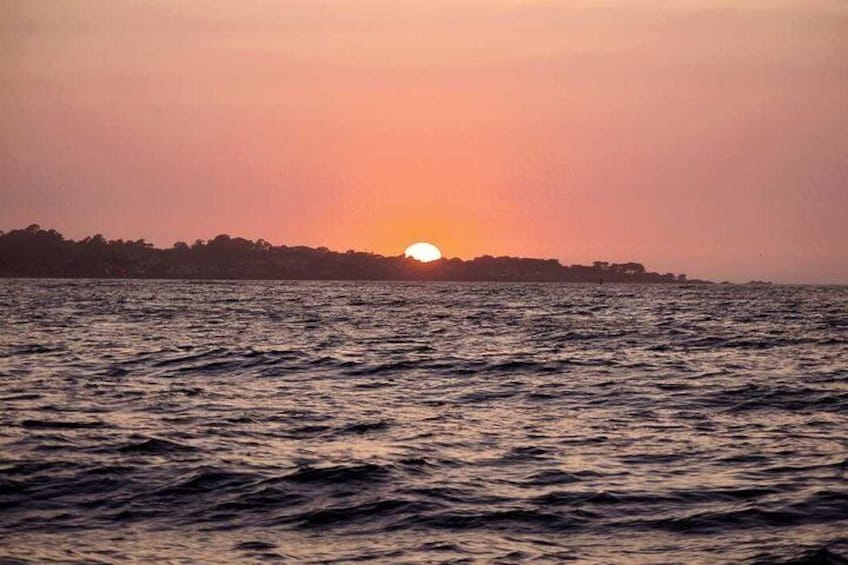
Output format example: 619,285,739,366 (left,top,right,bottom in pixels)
1,280,847,563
